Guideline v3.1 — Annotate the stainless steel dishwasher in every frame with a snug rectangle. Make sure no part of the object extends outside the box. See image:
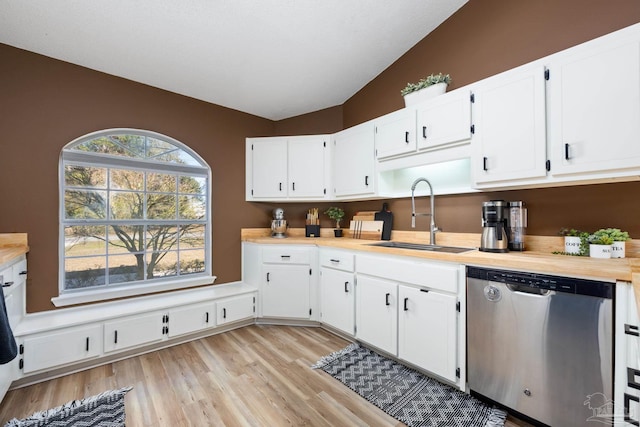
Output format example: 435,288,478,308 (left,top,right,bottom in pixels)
467,266,613,427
